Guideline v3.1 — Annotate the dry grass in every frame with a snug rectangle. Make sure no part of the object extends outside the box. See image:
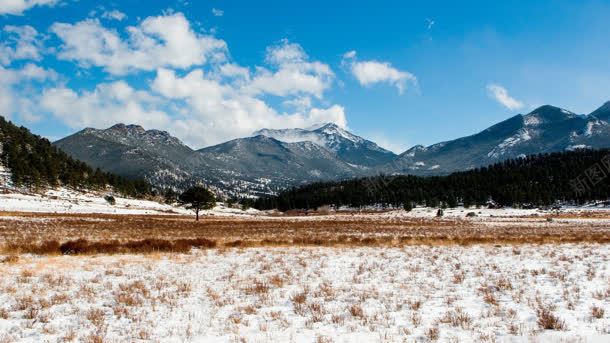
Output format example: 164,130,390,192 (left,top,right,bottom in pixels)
1,212,609,254
536,306,567,331
591,305,605,319
4,238,216,255
0,244,608,342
